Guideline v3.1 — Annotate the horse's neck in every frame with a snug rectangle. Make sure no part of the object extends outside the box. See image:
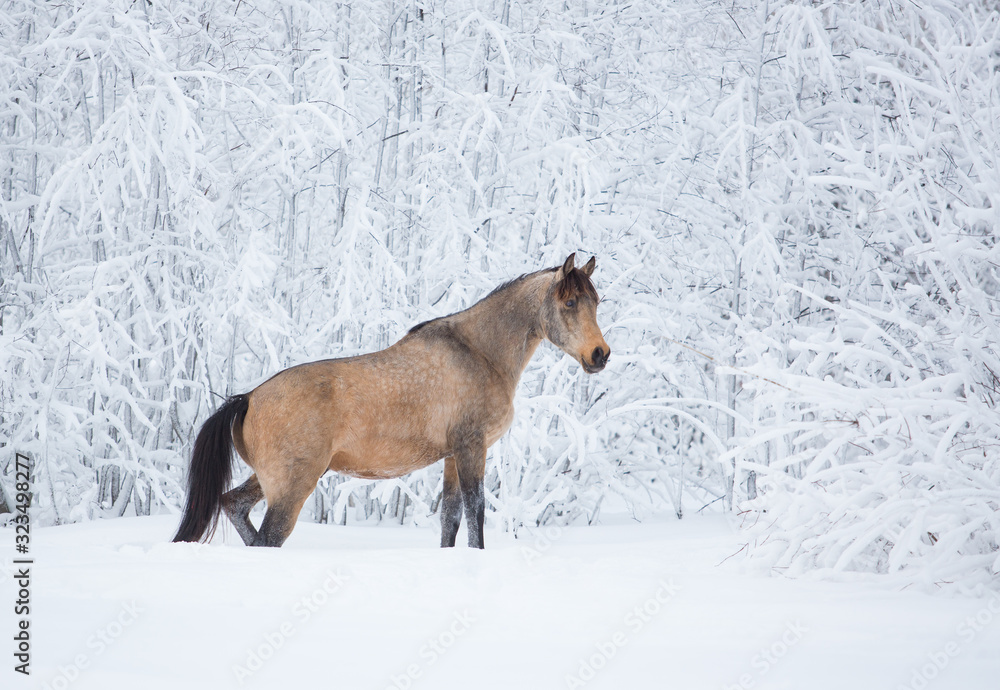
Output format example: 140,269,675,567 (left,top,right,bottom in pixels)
454,274,548,387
